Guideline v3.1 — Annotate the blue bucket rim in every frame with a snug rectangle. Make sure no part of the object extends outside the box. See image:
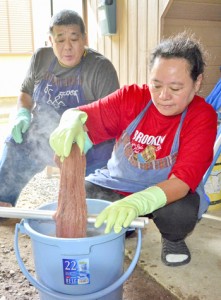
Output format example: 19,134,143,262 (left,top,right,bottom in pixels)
22,198,126,245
